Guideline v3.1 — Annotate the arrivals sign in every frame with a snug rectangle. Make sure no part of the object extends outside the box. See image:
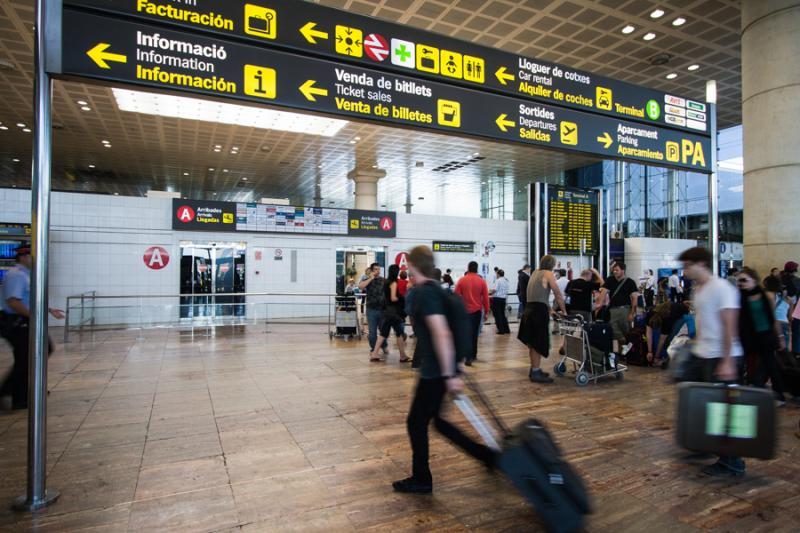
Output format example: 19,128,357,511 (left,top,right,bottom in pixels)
0,223,31,237
547,187,599,255
59,11,711,172
64,0,708,135
172,199,396,238
433,241,475,253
